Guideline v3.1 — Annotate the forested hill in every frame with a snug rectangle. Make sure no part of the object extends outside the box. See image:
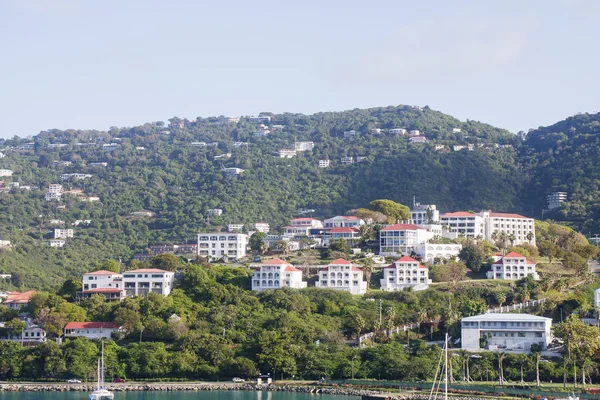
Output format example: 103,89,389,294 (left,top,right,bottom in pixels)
522,112,600,233
0,105,596,288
